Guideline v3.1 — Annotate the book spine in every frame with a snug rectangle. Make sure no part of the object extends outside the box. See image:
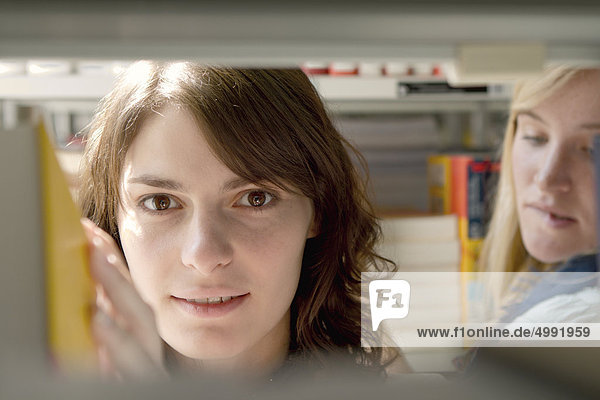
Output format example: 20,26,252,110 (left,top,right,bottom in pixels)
463,159,490,240
39,120,96,374
595,135,600,270
427,155,452,214
484,160,501,235
441,153,496,322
